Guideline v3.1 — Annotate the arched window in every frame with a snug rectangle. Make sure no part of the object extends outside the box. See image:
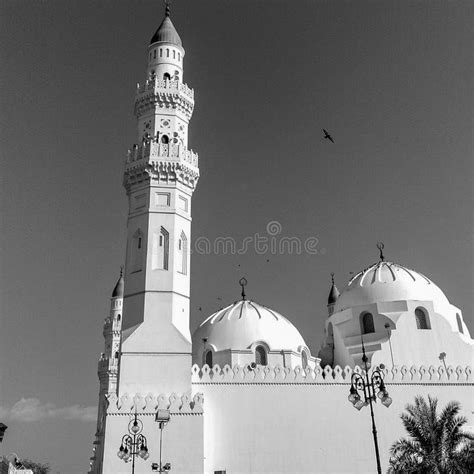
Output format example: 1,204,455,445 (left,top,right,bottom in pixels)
114,351,119,359
159,48,163,57
161,134,169,144
415,308,430,330
117,314,121,321
301,351,308,370
361,312,375,334
177,231,188,275
178,52,180,61
172,50,175,59
204,350,213,367
255,346,267,366
152,227,169,270
131,229,143,272
153,49,156,59
456,314,464,334
163,72,171,81
166,48,169,57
